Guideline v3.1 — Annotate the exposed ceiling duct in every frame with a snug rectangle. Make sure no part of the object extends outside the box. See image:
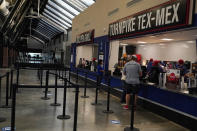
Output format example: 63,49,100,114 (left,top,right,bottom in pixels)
0,0,10,25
